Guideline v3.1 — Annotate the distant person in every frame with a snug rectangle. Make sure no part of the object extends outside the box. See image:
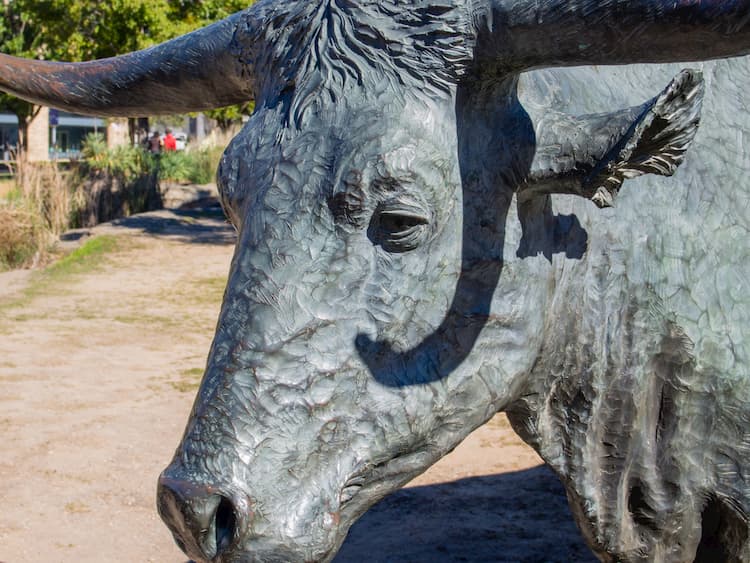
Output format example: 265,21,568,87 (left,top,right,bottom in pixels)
163,129,177,152
148,131,162,154
138,128,149,148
